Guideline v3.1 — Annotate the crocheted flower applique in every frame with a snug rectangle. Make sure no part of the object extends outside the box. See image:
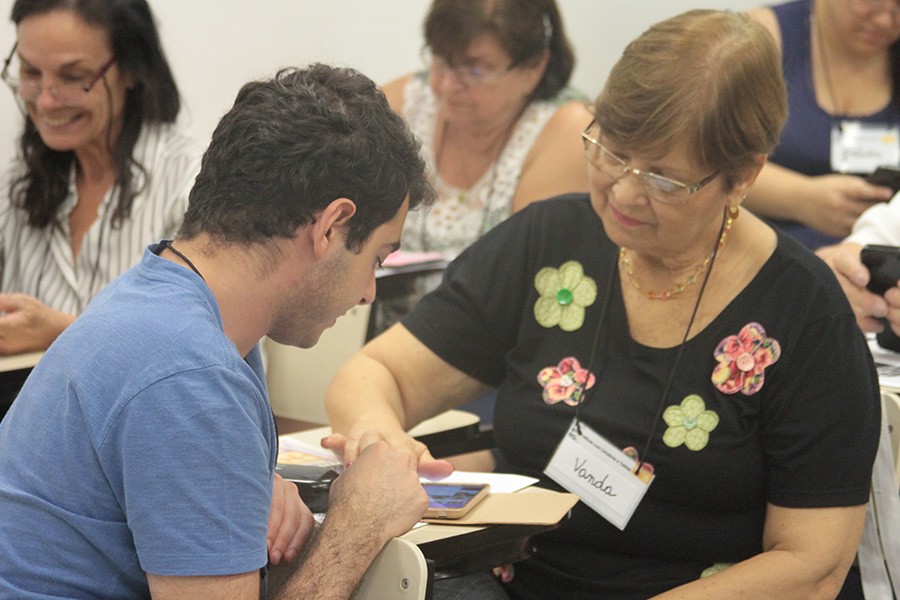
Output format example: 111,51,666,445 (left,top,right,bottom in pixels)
533,260,598,331
537,357,596,406
700,563,734,578
622,446,655,483
662,394,719,451
711,322,781,395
